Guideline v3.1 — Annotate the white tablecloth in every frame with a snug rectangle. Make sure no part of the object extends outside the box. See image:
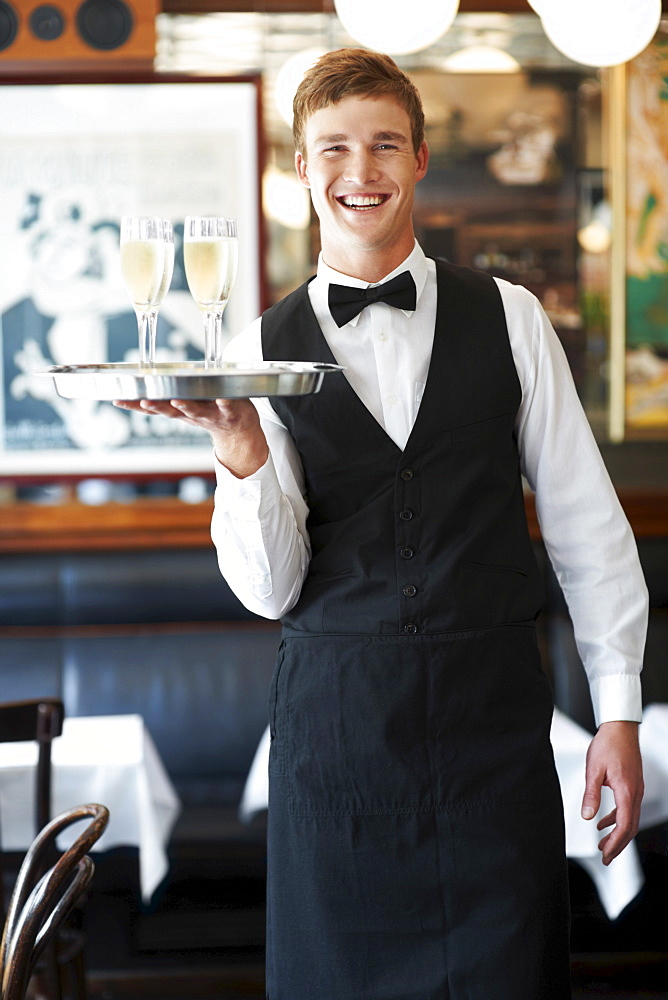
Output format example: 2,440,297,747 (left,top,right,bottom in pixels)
240,706,668,921
0,714,181,903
